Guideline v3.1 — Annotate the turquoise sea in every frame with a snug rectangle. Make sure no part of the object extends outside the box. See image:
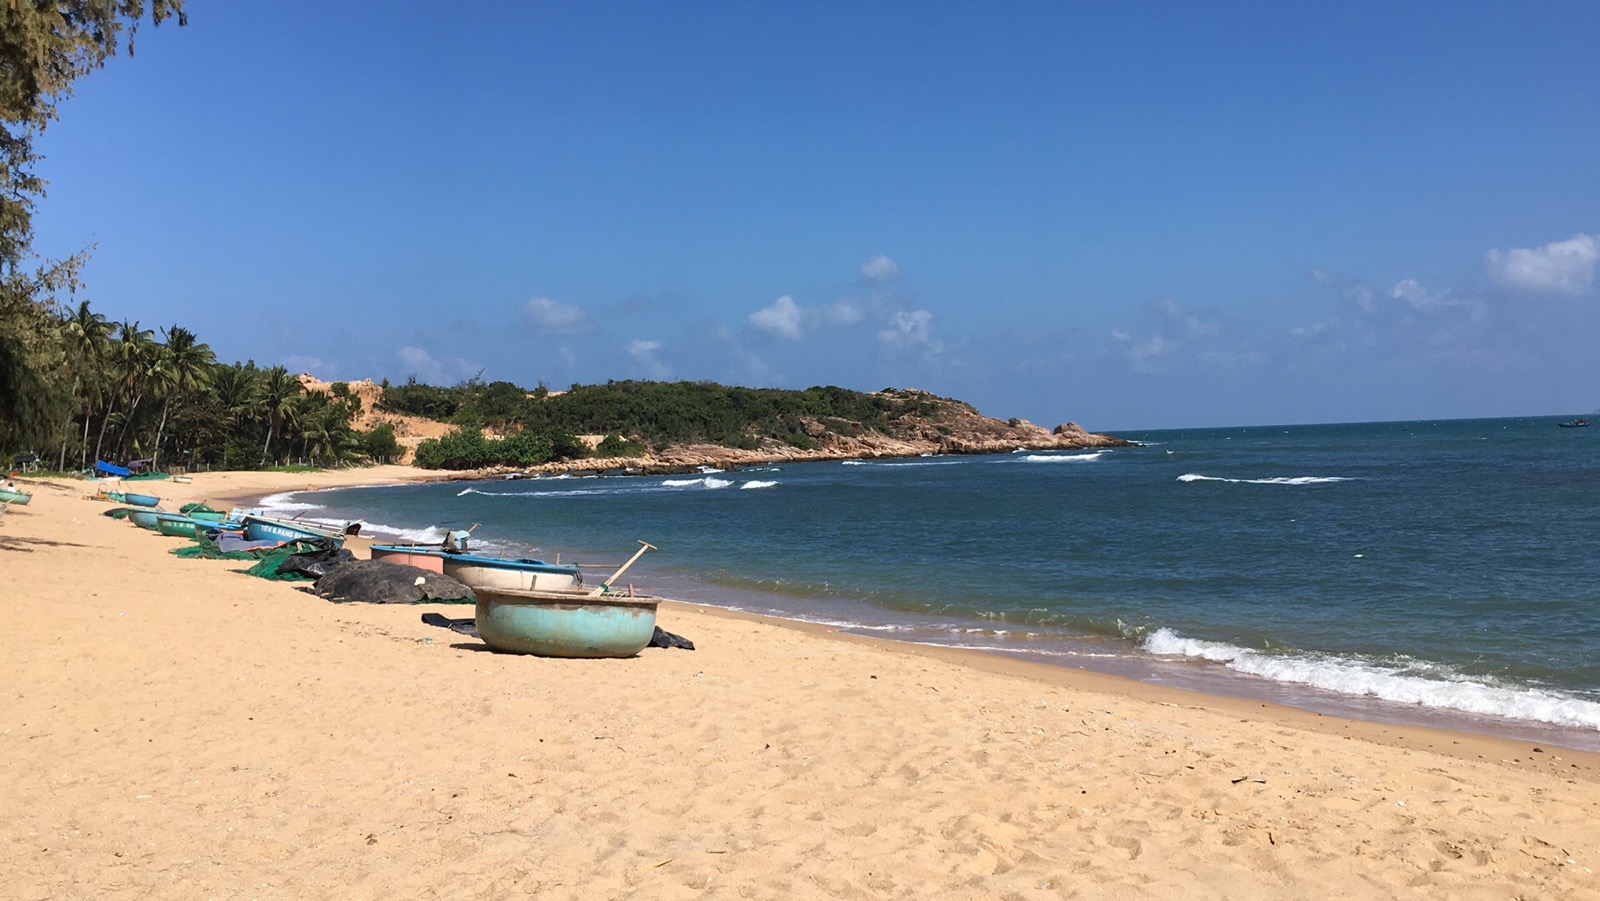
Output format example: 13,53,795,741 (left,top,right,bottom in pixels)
266,416,1600,750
